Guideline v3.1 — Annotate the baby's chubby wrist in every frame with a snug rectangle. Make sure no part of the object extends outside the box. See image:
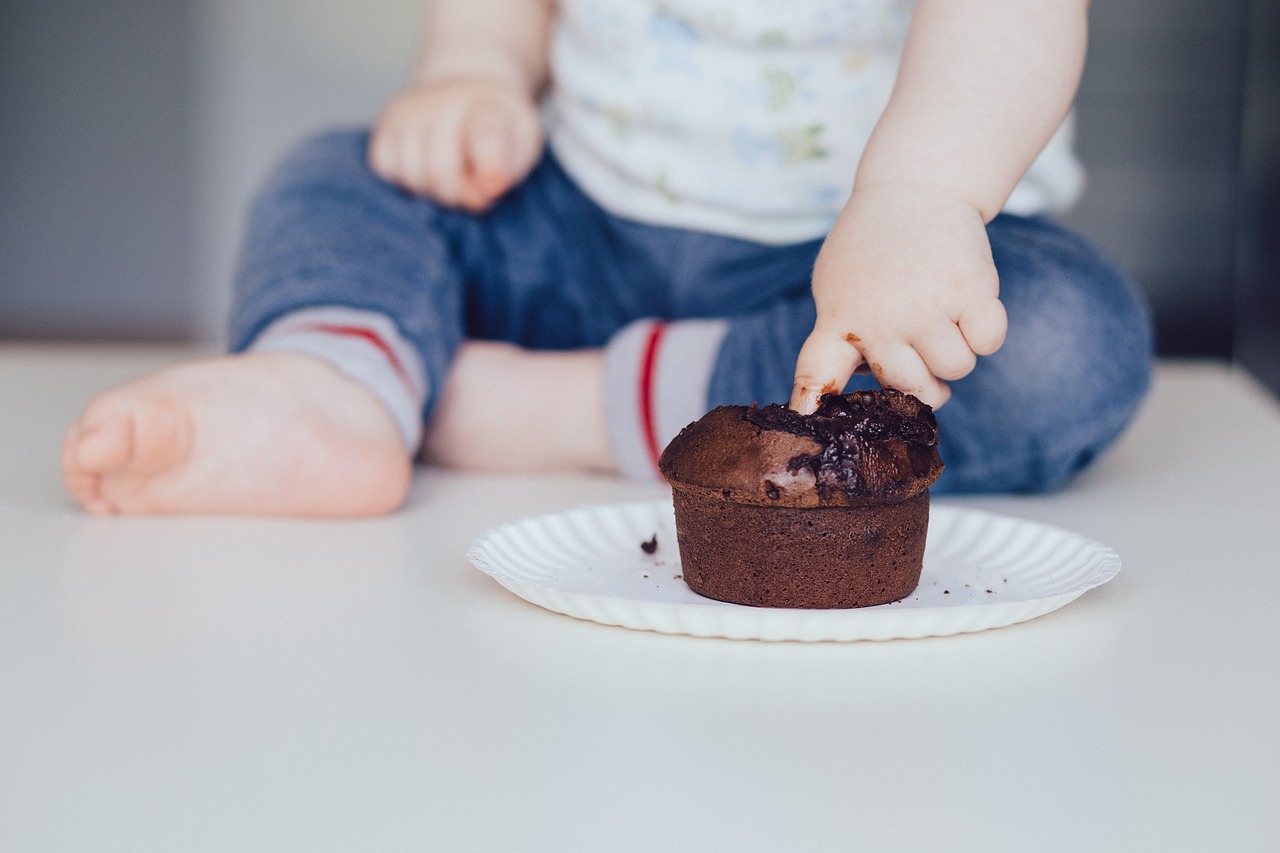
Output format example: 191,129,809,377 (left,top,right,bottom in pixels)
843,178,988,224
414,53,544,101
402,74,536,107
